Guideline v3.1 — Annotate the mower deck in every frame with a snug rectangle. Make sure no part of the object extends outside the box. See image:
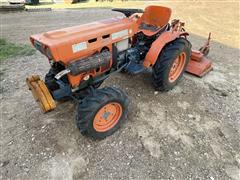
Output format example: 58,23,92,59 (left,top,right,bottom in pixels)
186,50,213,77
